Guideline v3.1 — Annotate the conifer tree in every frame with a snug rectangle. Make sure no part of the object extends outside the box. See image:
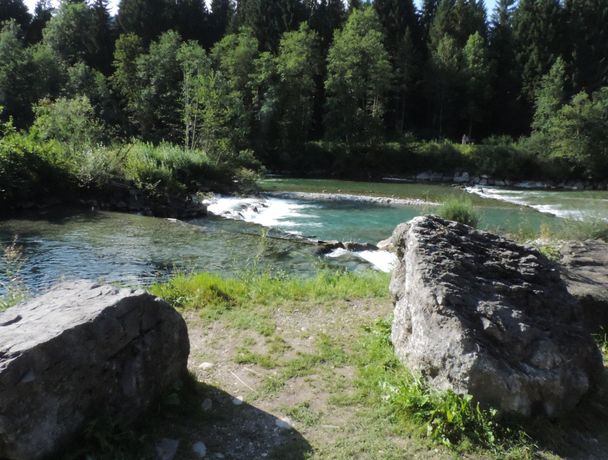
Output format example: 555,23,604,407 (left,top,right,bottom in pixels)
513,0,565,103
